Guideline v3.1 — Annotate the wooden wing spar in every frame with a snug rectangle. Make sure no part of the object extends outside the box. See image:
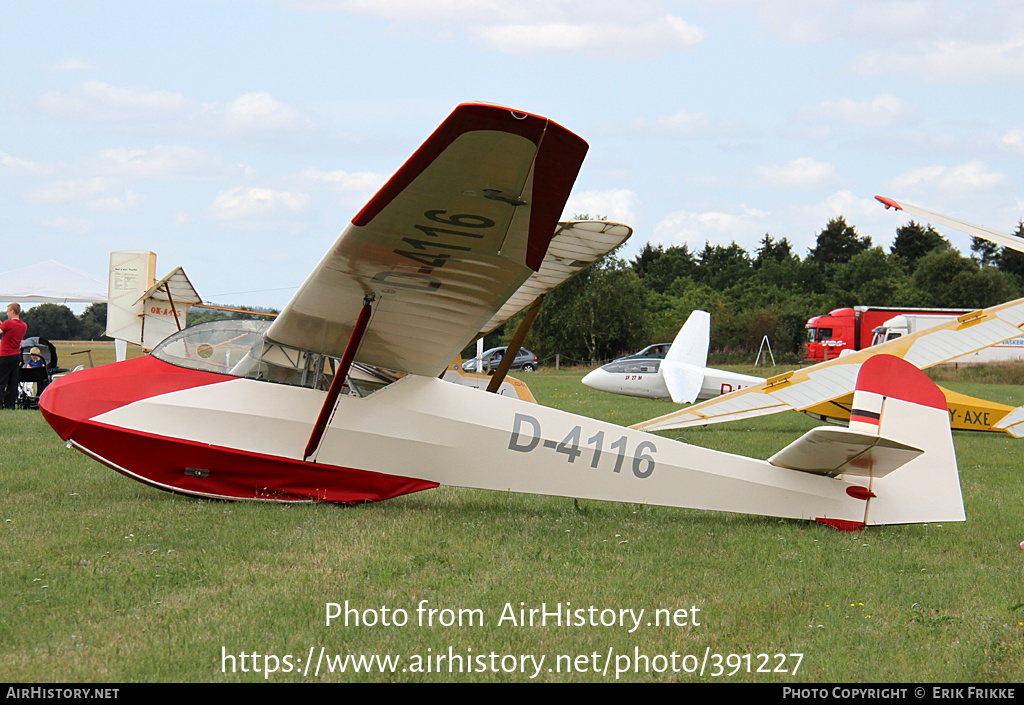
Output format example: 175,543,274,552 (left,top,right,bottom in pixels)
266,104,588,378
